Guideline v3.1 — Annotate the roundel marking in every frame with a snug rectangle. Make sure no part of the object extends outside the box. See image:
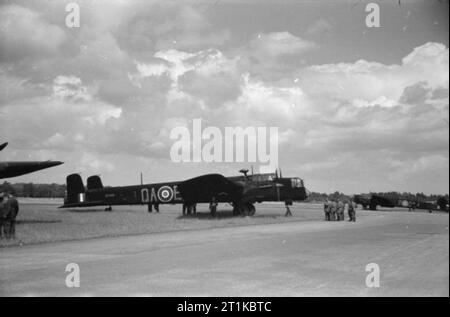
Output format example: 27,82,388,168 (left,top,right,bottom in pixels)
157,186,174,202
